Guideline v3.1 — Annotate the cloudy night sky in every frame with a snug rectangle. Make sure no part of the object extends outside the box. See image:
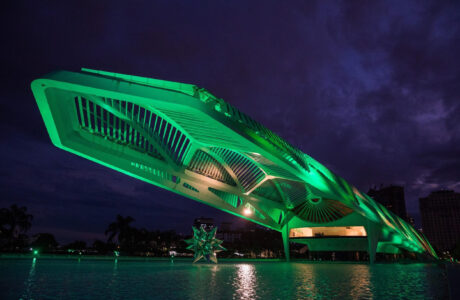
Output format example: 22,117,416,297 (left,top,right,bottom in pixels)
1,1,459,243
